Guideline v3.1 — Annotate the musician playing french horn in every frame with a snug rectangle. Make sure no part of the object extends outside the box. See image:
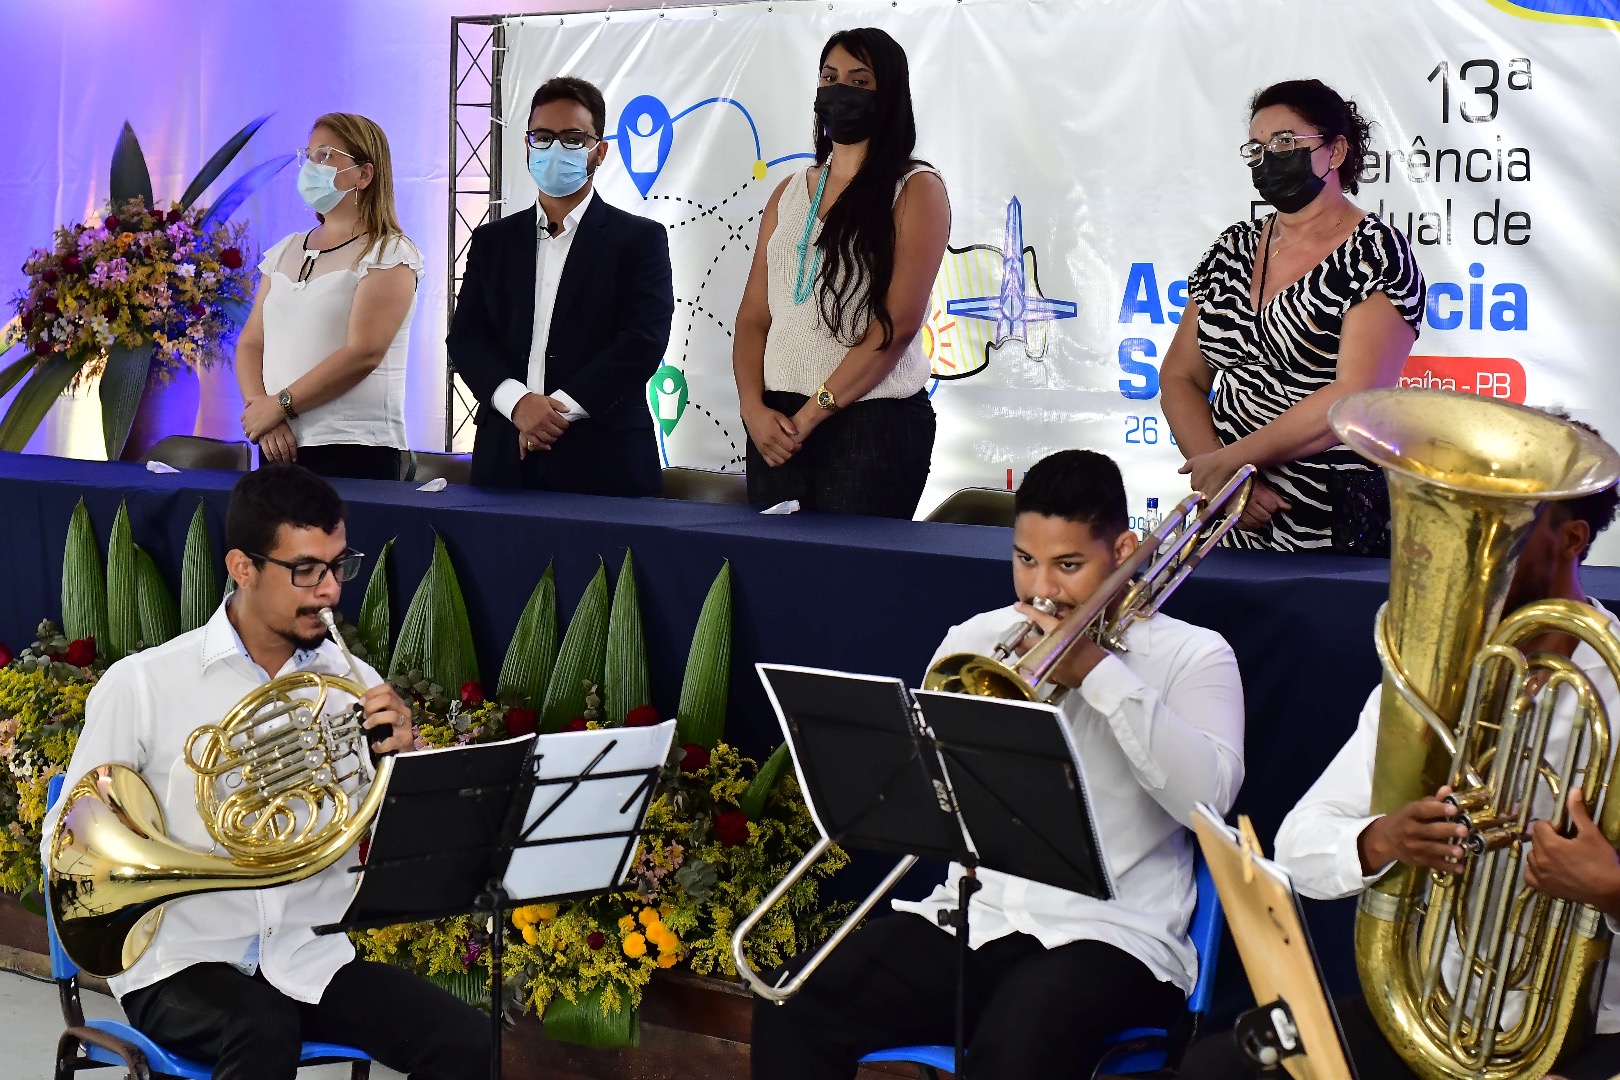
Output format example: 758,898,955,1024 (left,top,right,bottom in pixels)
750,449,1247,1079
1178,419,1620,1080
40,466,487,1080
